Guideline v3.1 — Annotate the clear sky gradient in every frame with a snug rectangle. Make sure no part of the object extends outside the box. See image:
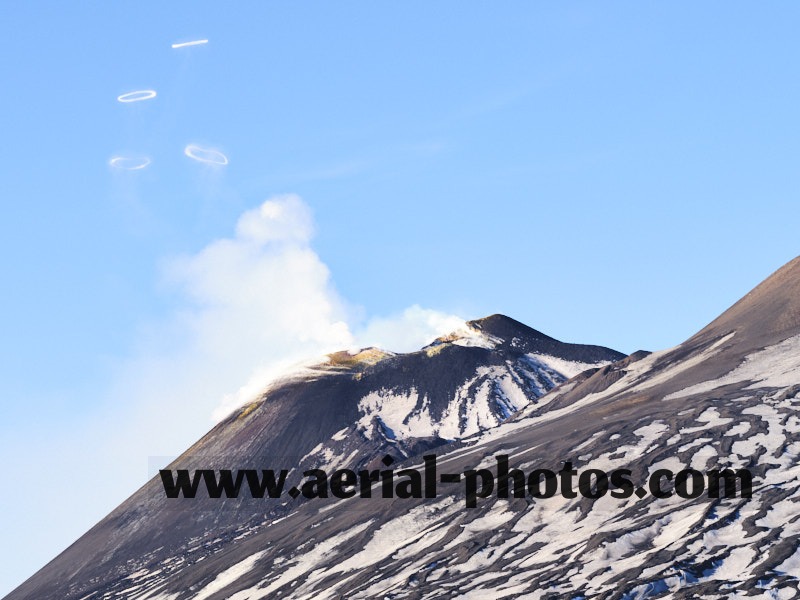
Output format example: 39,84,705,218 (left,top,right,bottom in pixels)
1,2,799,595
